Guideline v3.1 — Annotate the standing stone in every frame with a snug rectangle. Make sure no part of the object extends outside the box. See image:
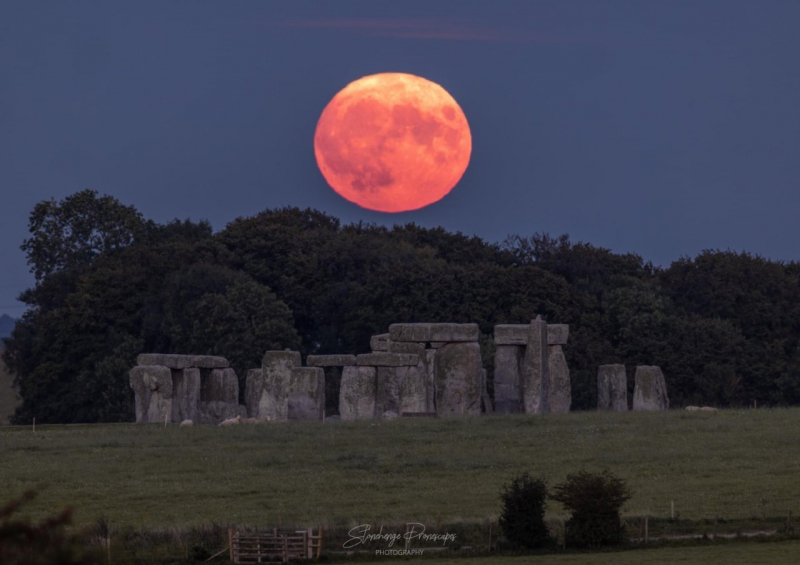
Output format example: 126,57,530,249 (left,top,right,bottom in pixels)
130,367,152,423
597,364,628,411
522,316,550,414
244,368,264,418
376,367,401,416
261,351,302,421
633,365,669,411
494,345,524,413
197,401,247,424
287,367,325,421
171,368,201,423
434,342,482,417
548,345,571,413
340,366,376,420
202,368,239,404
481,368,494,413
129,365,173,423
425,349,437,412
399,365,428,414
